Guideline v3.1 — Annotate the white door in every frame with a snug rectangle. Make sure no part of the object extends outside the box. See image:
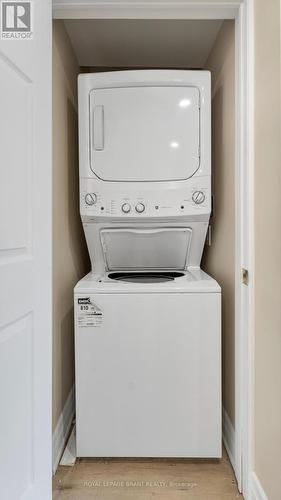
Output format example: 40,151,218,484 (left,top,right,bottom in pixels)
90,86,200,181
0,1,52,499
